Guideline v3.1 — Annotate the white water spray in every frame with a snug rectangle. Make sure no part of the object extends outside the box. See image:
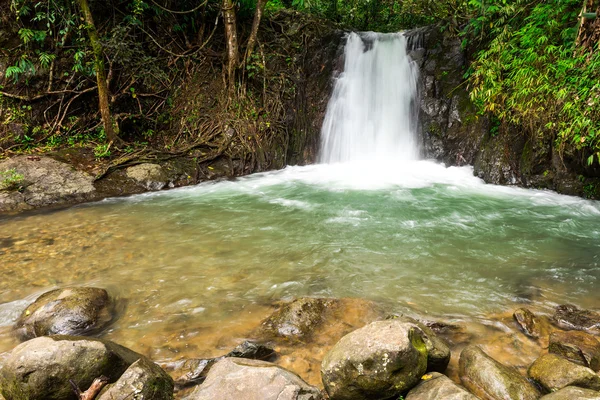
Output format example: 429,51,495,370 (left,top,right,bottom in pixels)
319,32,419,164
